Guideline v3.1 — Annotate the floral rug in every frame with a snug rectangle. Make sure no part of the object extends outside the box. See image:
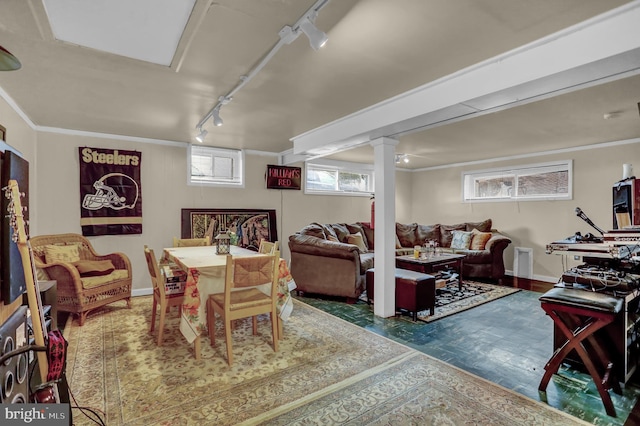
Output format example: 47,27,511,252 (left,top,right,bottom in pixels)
416,280,520,323
63,296,586,425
